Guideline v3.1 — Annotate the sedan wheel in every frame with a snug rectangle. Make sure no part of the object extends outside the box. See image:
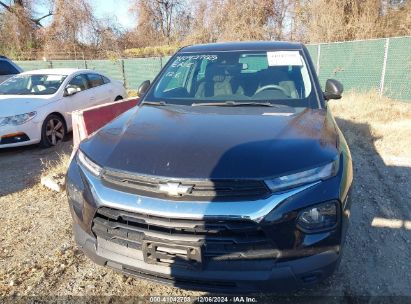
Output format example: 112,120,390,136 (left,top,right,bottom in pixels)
40,115,66,148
